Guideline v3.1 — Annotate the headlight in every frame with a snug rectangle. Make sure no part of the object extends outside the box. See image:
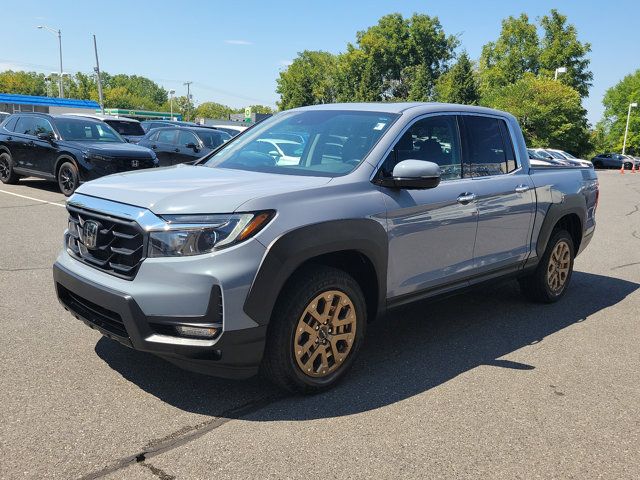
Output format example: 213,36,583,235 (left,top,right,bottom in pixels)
148,211,274,257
